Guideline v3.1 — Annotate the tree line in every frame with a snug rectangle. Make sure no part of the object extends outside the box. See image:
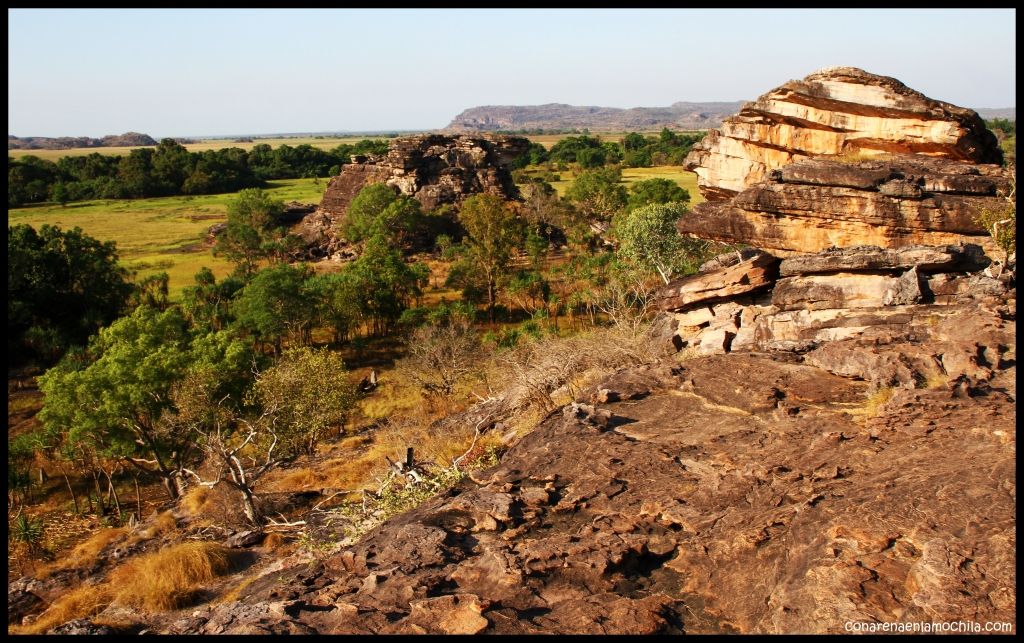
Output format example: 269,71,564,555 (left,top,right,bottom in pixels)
511,128,703,172
7,138,390,207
